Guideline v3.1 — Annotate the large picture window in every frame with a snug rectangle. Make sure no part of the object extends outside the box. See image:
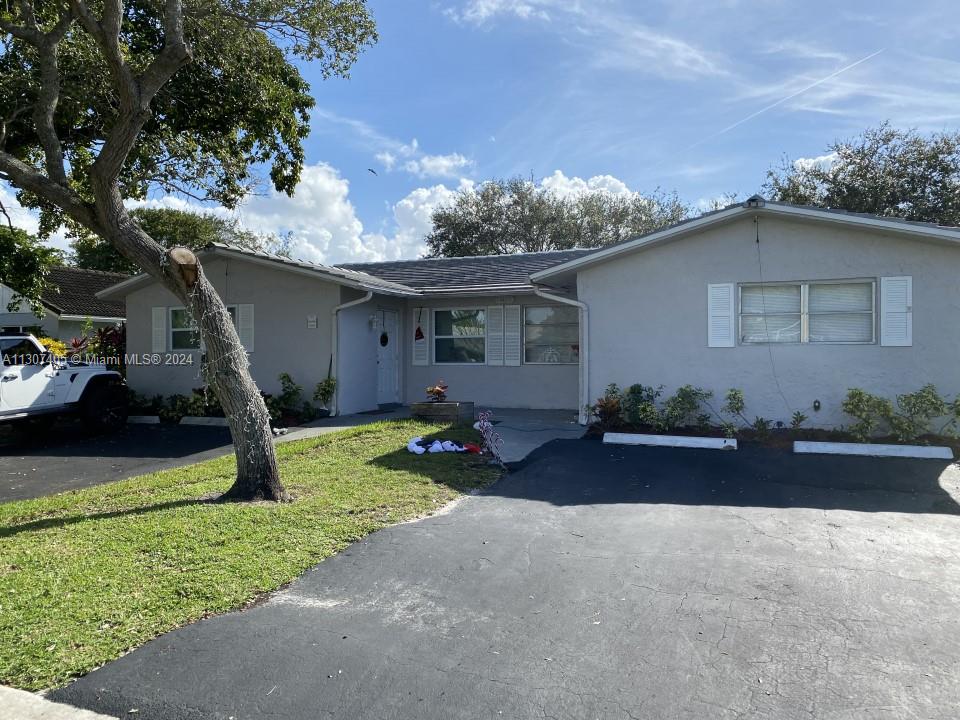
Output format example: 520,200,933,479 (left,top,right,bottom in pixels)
434,309,485,363
739,280,874,345
524,306,579,364
170,306,237,350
